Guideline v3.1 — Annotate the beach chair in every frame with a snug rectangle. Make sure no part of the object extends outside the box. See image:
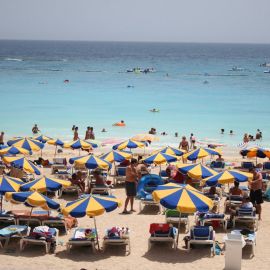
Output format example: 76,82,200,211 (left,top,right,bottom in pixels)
0,212,16,226
0,225,30,249
138,191,162,212
241,162,254,171
20,226,59,253
91,185,112,196
148,223,178,250
165,209,190,233
263,162,270,171
187,226,216,256
210,161,225,172
195,212,227,230
42,215,68,234
114,167,126,185
66,228,97,253
102,227,130,255
51,158,67,174
16,210,49,227
224,195,243,213
233,207,258,231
